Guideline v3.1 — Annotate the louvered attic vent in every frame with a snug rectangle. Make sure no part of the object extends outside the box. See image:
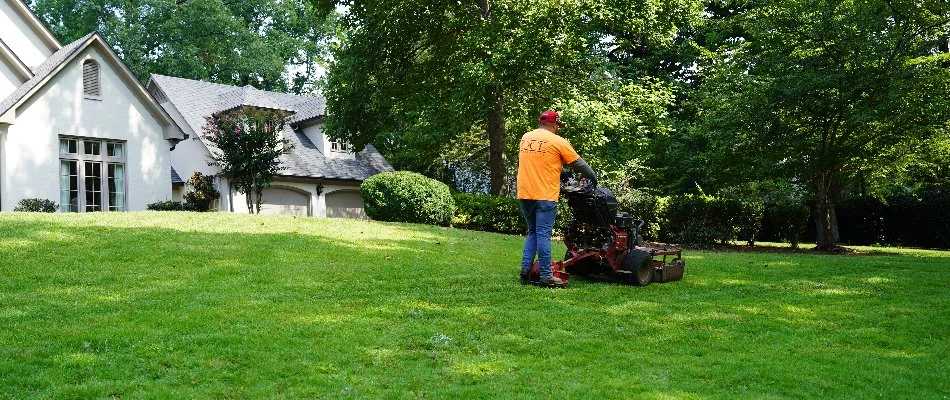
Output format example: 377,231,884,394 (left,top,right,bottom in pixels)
83,60,100,98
